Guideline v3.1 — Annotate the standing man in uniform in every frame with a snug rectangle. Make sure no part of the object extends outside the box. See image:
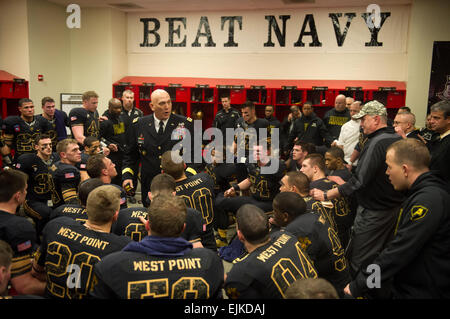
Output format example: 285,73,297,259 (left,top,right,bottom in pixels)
69,91,104,151
100,98,127,186
121,89,194,207
344,139,450,298
323,94,351,147
427,100,450,192
311,101,404,277
212,94,241,146
120,89,143,203
38,97,69,150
